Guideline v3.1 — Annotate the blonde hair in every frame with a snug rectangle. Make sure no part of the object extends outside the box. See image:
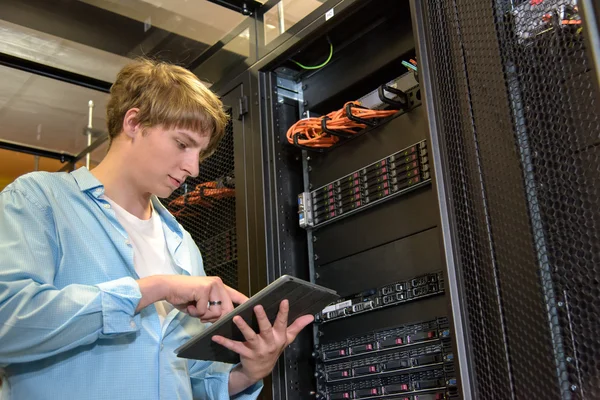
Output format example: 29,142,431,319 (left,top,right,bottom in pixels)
106,58,229,160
